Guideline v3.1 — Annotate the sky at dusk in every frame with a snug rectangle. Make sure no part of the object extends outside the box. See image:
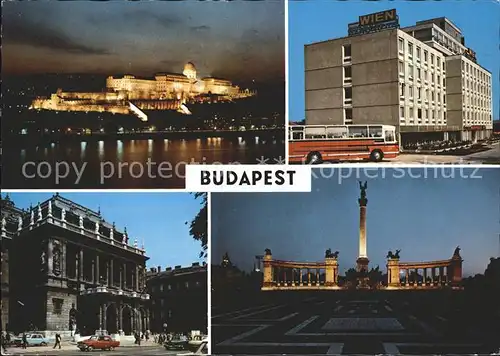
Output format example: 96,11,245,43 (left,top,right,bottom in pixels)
4,192,204,270
289,0,500,121
212,168,500,277
3,1,284,83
